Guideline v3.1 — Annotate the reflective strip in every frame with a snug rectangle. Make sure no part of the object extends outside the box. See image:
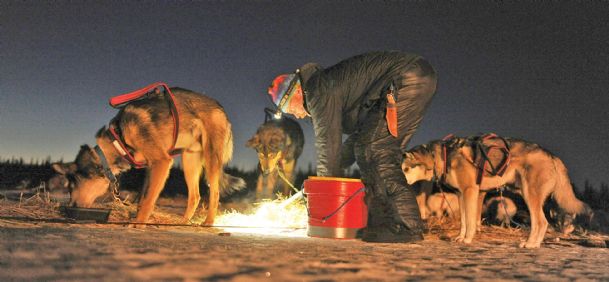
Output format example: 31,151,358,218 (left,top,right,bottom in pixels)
307,226,362,239
112,140,127,156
